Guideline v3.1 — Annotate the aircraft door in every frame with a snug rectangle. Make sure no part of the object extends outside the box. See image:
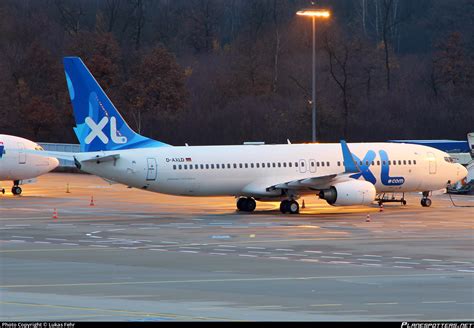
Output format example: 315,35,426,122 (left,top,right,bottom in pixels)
309,159,316,173
427,152,436,174
17,142,26,164
146,158,157,181
299,159,307,173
